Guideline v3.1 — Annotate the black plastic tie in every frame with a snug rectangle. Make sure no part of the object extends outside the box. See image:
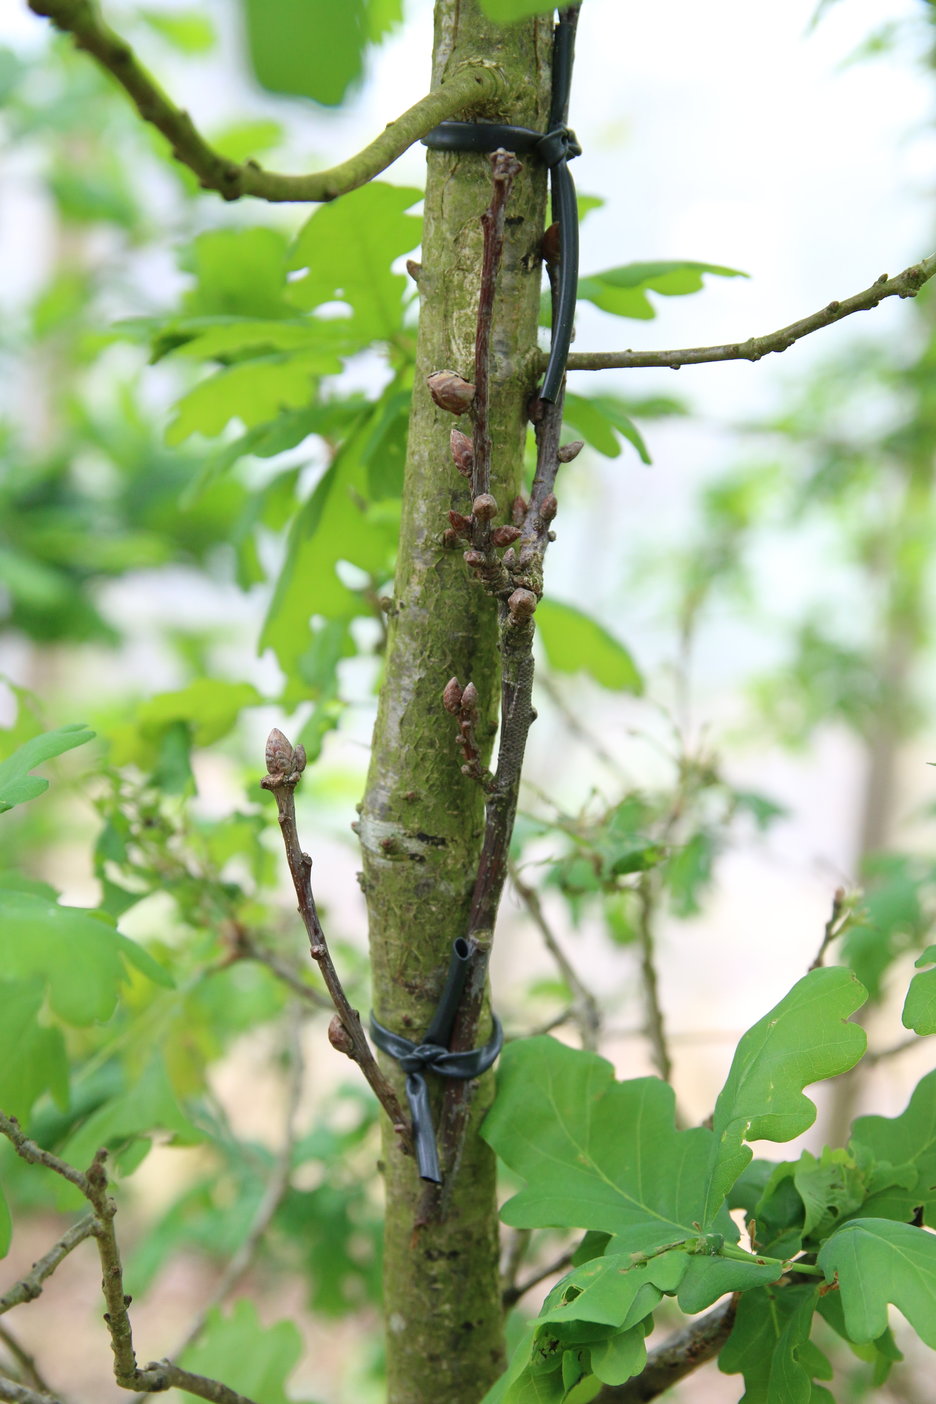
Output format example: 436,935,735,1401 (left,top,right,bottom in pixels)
370,940,503,1184
421,6,581,403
